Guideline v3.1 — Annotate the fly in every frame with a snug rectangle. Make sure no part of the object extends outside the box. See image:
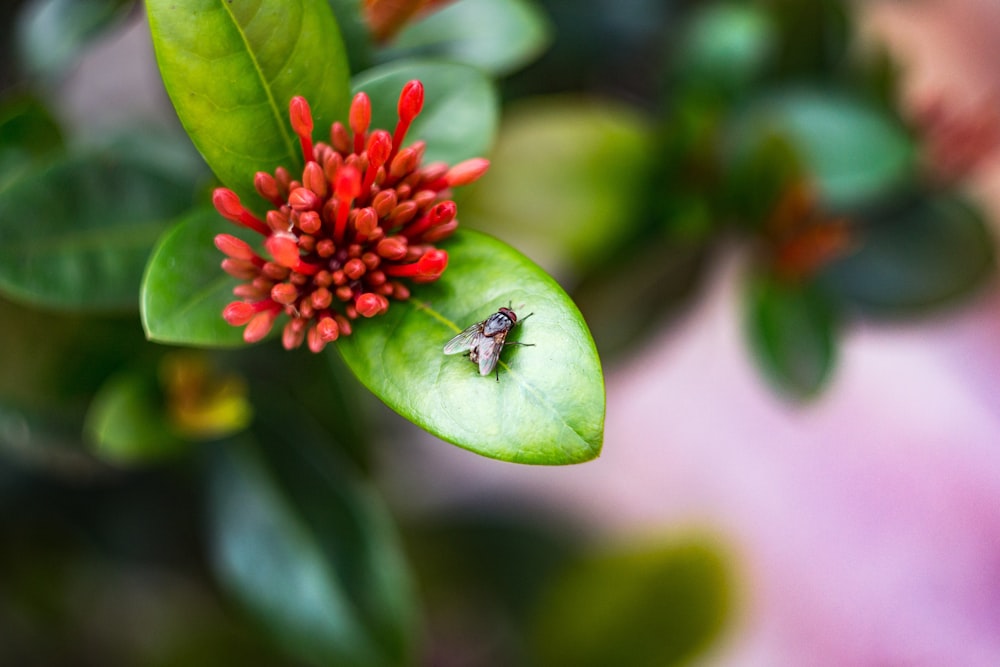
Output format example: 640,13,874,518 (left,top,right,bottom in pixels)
443,305,534,380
